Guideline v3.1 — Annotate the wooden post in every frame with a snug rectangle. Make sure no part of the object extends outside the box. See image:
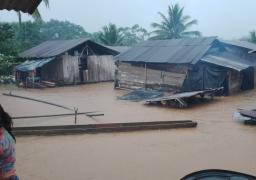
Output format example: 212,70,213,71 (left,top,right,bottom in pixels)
74,108,78,125
145,63,147,90
32,69,36,88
